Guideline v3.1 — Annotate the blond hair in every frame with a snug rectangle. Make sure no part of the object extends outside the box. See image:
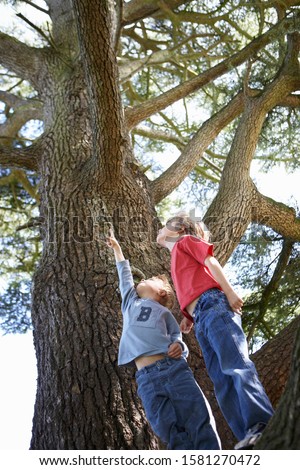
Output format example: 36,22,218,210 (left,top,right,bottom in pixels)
154,274,175,310
166,211,210,241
